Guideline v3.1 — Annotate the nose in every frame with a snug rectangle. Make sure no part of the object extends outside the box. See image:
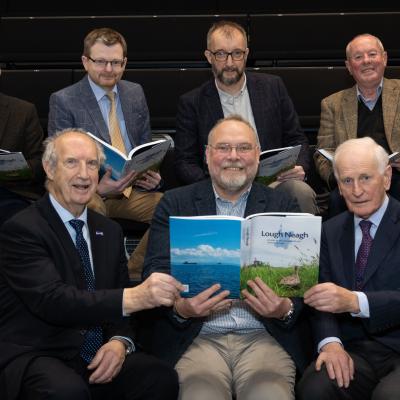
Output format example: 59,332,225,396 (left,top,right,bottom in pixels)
77,161,89,178
227,146,240,159
104,61,113,71
352,180,364,197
